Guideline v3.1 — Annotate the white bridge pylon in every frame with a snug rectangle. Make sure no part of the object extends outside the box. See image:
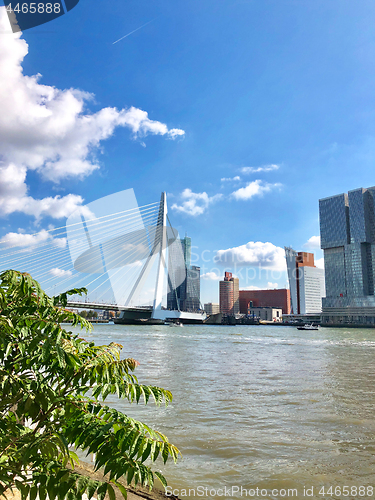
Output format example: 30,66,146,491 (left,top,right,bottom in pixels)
124,192,167,317
66,189,206,322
